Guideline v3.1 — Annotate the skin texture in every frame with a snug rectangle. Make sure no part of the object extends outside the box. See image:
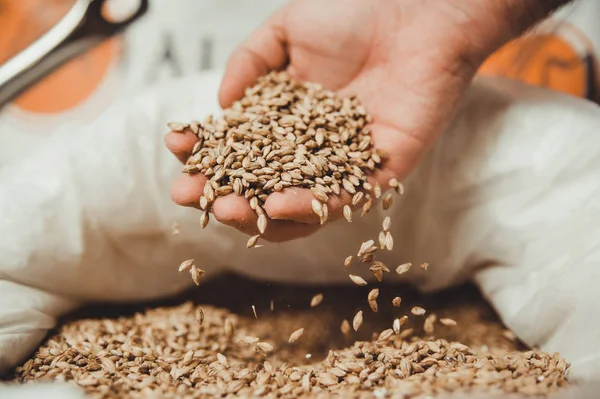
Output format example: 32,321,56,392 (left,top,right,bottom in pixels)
166,0,571,242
